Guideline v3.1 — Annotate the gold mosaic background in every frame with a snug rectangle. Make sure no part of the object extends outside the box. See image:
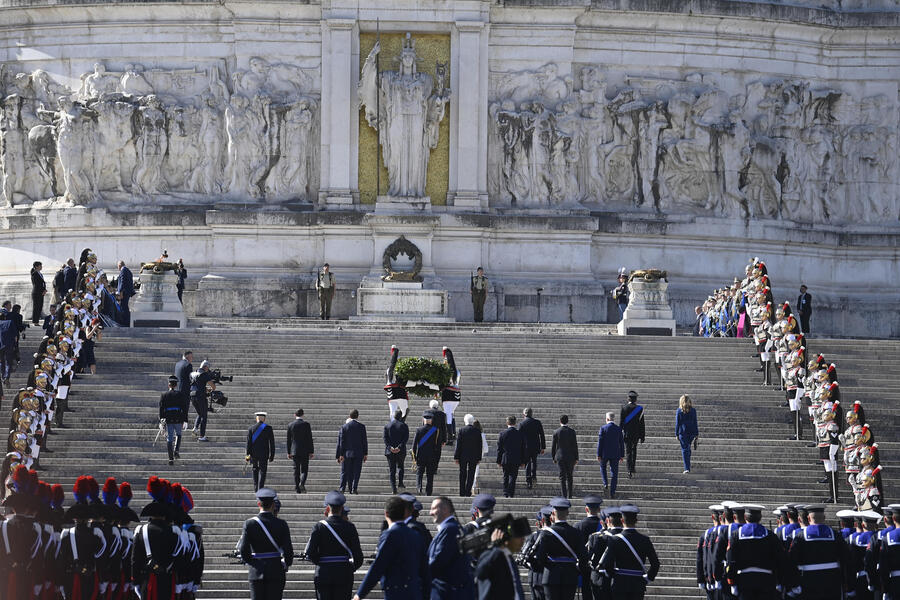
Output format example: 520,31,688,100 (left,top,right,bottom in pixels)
358,32,451,205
